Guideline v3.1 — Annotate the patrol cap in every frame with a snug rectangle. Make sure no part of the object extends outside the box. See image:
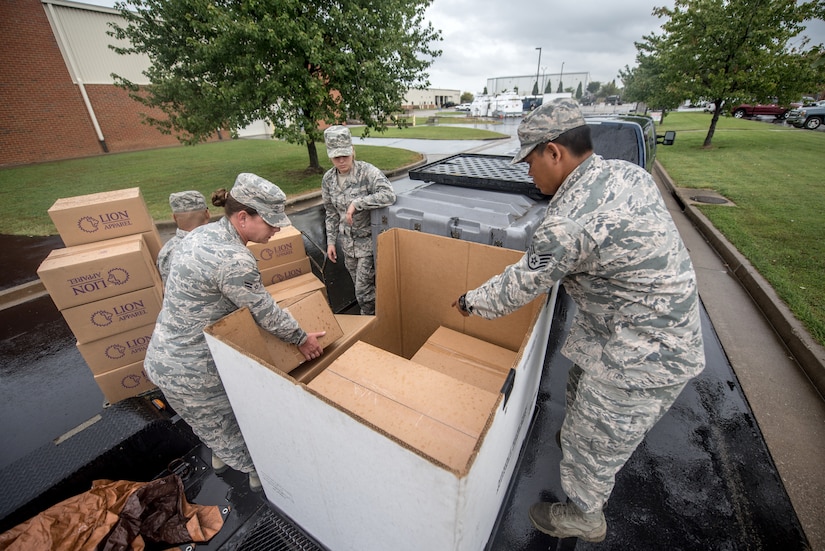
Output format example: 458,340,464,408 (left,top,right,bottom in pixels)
168,190,207,213
230,173,291,227
324,125,353,158
511,98,587,164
